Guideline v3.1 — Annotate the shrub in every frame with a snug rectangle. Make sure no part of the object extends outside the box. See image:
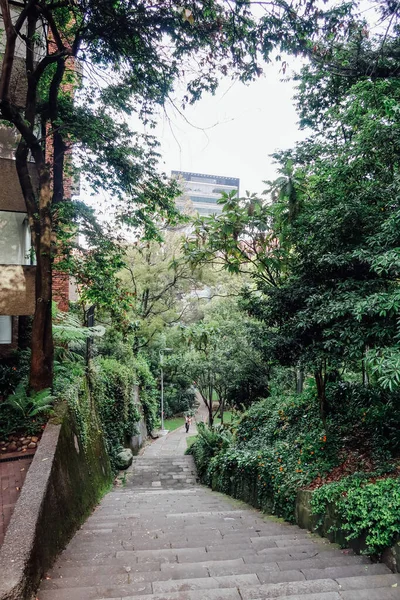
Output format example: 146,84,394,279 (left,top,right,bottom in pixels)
311,475,400,555
132,354,159,433
0,350,31,400
186,422,233,480
93,357,140,471
326,382,400,457
189,390,341,521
